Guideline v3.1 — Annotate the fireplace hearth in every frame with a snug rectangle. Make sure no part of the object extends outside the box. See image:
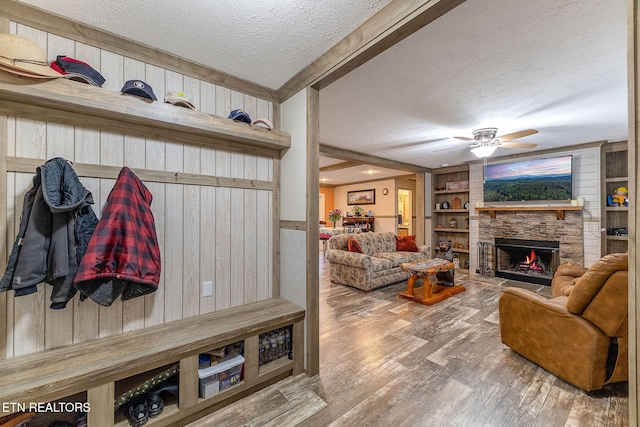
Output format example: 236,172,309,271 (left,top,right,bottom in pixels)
495,238,560,285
